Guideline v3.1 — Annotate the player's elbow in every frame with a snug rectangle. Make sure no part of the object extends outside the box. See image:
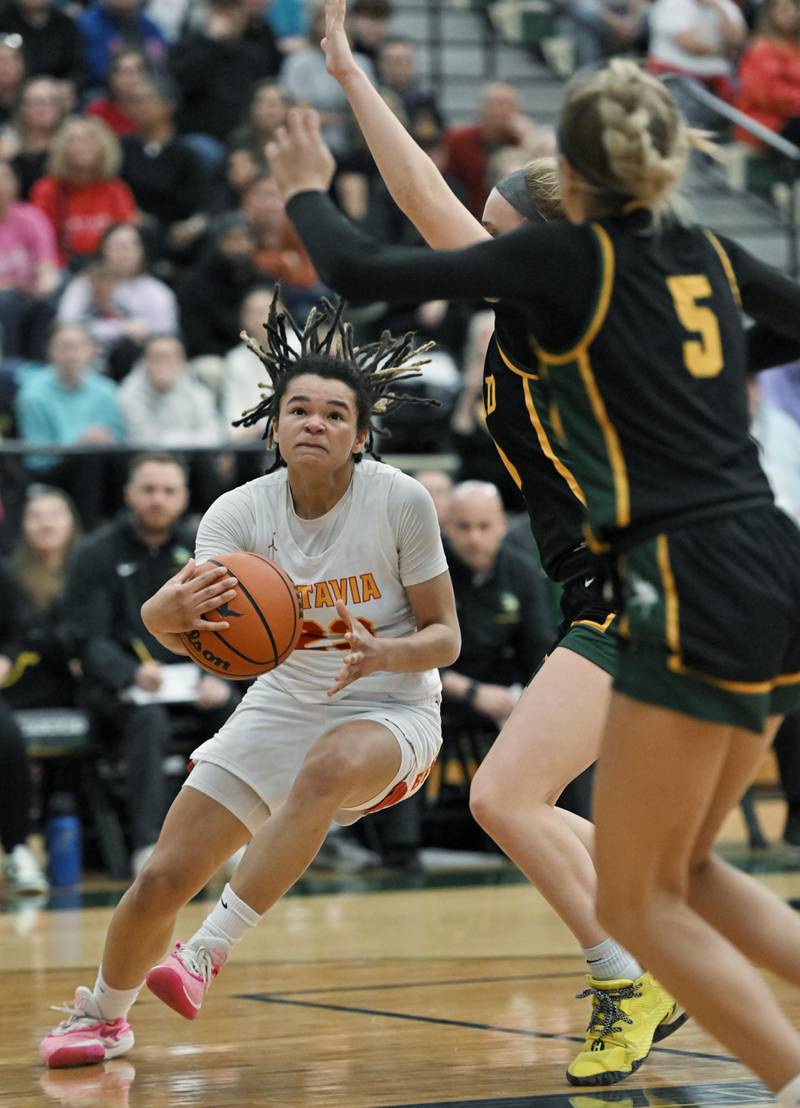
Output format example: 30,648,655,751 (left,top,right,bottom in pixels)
440,623,461,668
